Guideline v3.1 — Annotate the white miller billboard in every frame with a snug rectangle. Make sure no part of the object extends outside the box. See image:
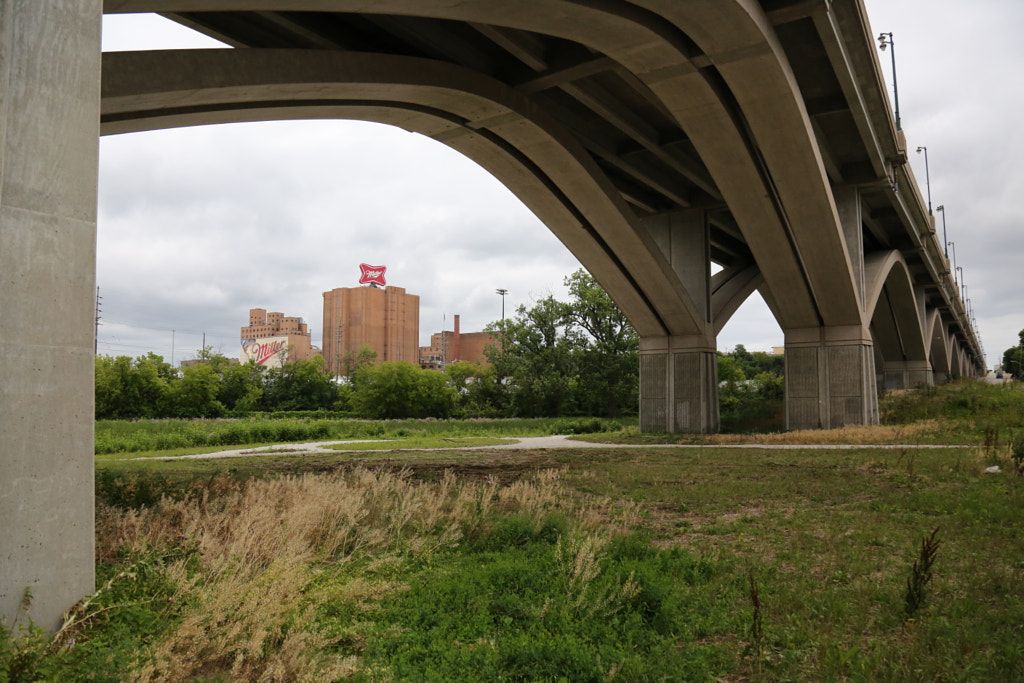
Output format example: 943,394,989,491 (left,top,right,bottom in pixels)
241,336,289,368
